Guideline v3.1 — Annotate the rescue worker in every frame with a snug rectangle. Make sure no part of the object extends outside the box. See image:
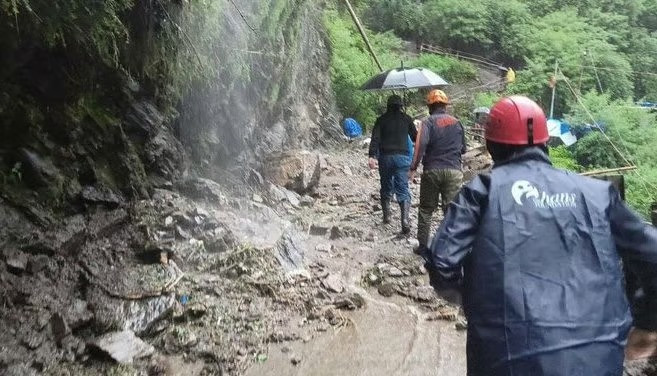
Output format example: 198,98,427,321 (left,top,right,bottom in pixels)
410,89,466,254
368,94,417,234
427,95,657,375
